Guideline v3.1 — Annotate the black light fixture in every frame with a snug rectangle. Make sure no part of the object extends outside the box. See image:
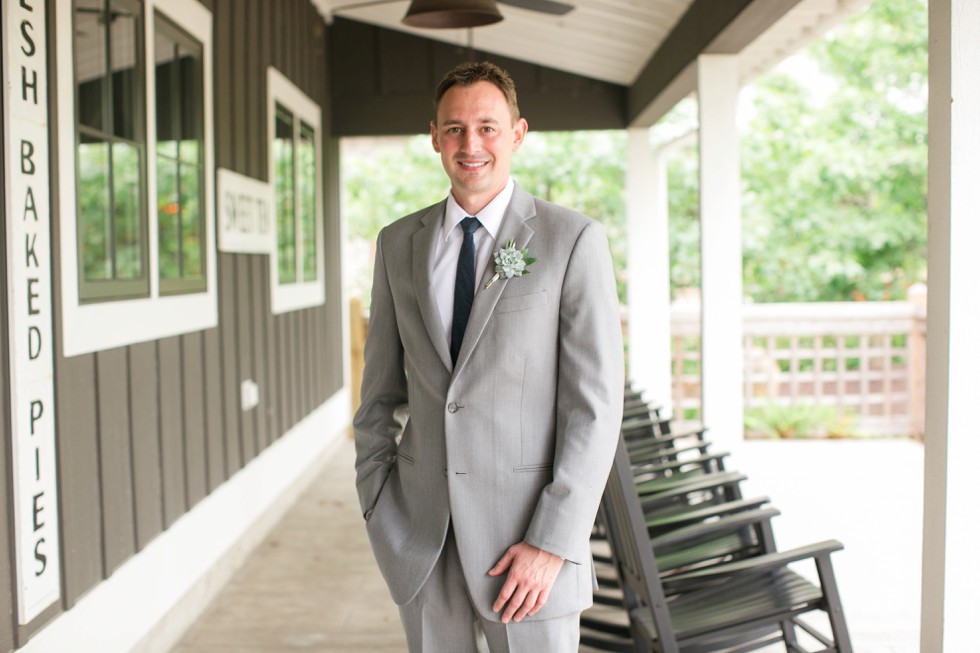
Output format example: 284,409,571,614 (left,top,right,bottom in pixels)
402,0,503,29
